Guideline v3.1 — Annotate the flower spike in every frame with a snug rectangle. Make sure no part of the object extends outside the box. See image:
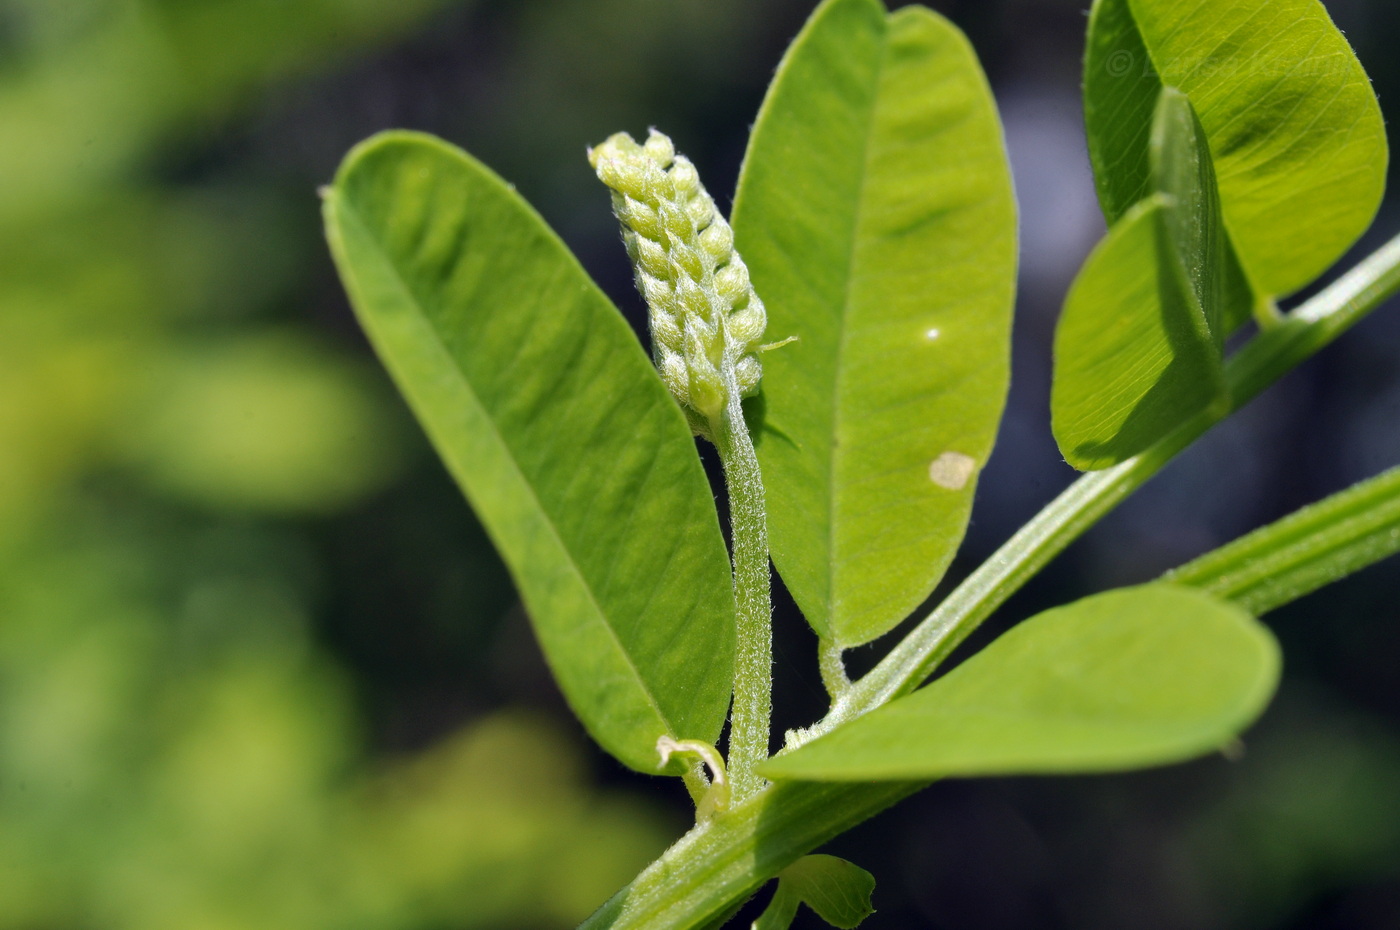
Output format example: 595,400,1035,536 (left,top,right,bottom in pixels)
589,129,768,439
